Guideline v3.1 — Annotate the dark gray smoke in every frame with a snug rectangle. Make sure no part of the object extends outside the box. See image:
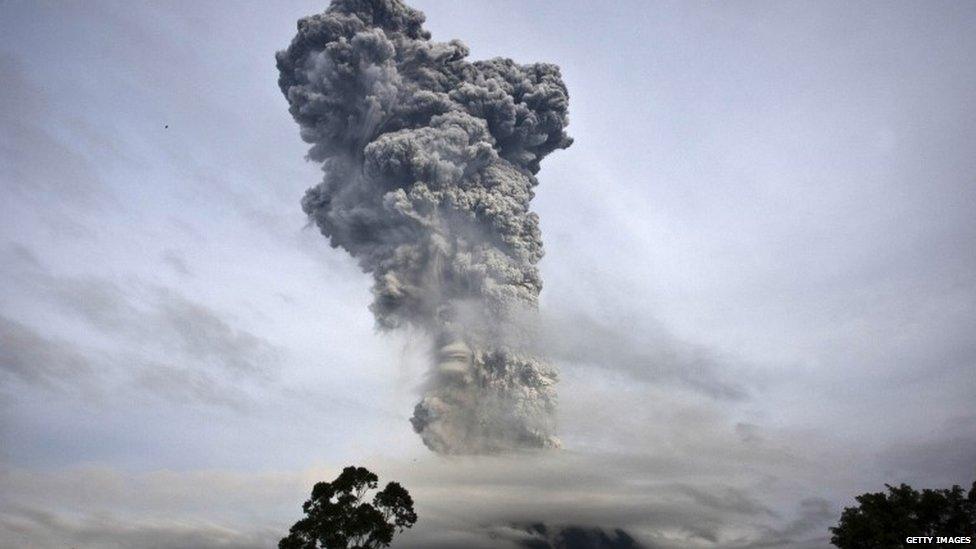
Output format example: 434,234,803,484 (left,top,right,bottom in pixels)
513,524,646,549
276,0,572,453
